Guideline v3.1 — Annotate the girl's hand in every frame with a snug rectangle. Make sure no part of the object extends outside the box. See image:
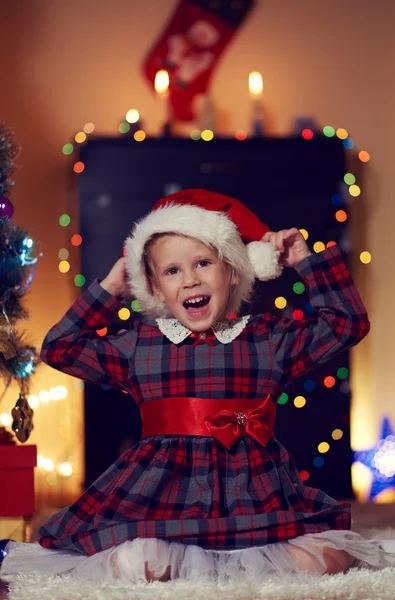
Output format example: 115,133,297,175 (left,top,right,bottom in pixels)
100,257,130,298
262,228,312,268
